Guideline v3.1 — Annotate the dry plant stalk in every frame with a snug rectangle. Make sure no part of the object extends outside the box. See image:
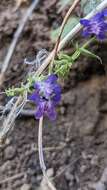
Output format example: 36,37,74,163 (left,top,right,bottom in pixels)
54,0,80,56
0,96,22,142
38,1,81,189
15,0,28,8
50,0,80,71
38,117,56,190
0,0,39,86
